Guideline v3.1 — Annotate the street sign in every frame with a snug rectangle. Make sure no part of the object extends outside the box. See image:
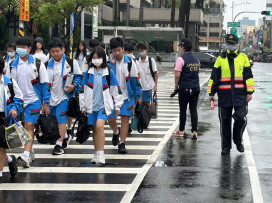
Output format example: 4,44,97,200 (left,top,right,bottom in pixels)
20,0,30,22
230,28,237,35
92,6,98,38
227,22,240,27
